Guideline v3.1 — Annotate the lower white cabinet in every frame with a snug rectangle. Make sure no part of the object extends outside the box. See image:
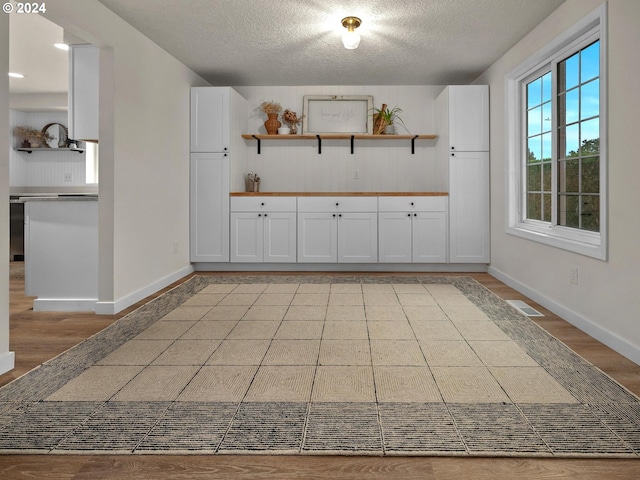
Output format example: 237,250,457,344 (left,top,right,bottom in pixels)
297,213,337,262
297,197,378,263
412,213,448,262
24,198,98,310
377,212,412,262
230,197,296,262
378,197,448,263
222,195,452,265
337,213,378,263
